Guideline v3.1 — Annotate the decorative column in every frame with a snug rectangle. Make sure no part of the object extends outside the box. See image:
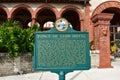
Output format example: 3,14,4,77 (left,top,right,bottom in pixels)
92,13,114,68
80,19,84,31
31,18,36,26
85,3,91,40
7,15,12,20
